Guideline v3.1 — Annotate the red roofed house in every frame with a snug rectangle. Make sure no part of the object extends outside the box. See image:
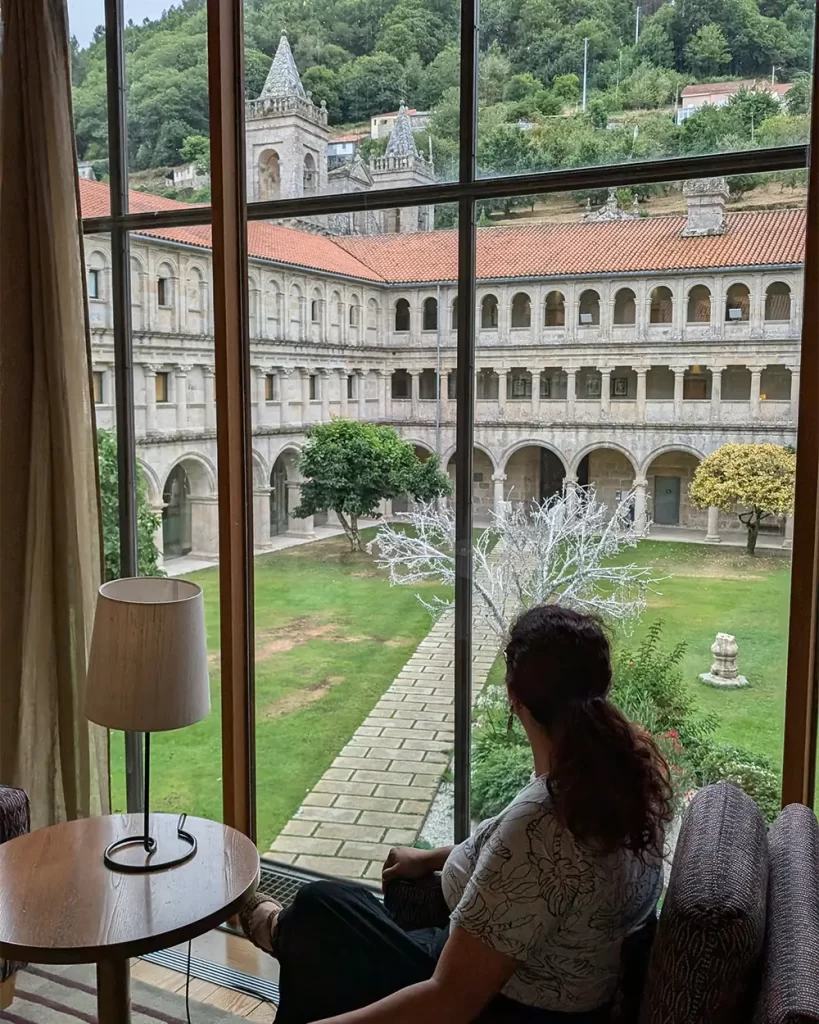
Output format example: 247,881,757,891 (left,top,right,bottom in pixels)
677,79,792,123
